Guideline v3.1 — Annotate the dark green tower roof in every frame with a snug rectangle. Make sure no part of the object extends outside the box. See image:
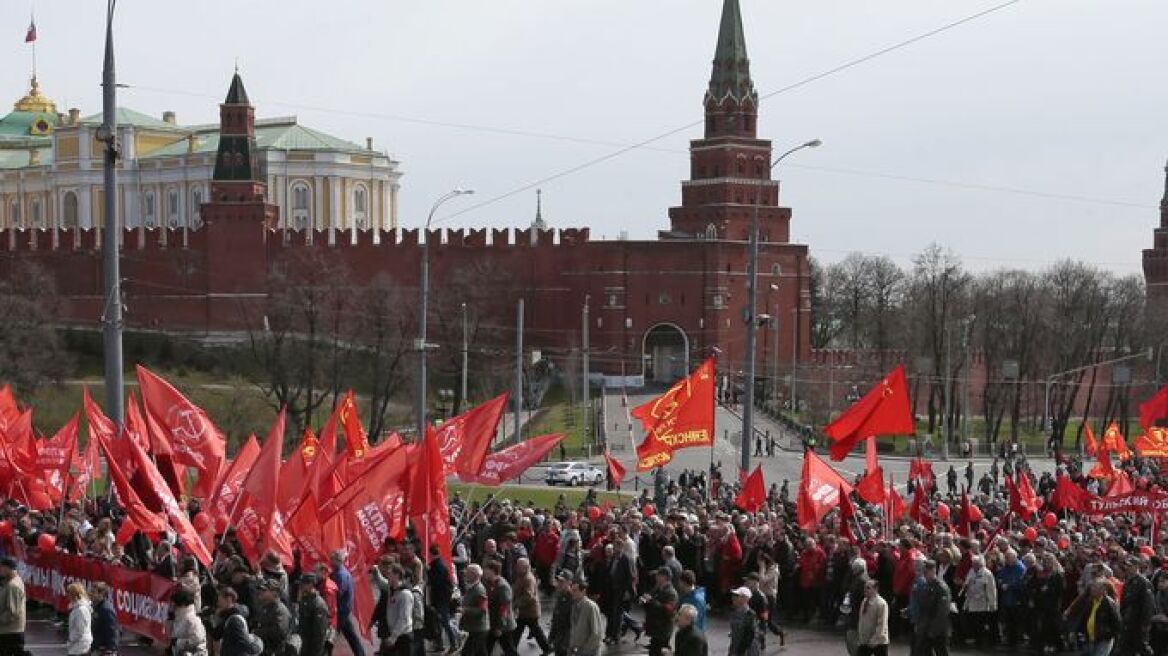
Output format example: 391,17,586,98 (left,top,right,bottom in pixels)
707,0,757,103
225,72,250,105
